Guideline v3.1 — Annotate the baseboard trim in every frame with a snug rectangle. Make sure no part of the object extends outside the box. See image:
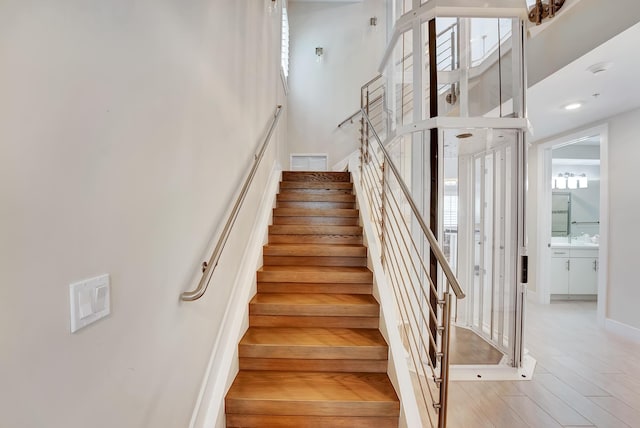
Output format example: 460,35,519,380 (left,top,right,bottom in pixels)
188,163,281,428
605,317,640,343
